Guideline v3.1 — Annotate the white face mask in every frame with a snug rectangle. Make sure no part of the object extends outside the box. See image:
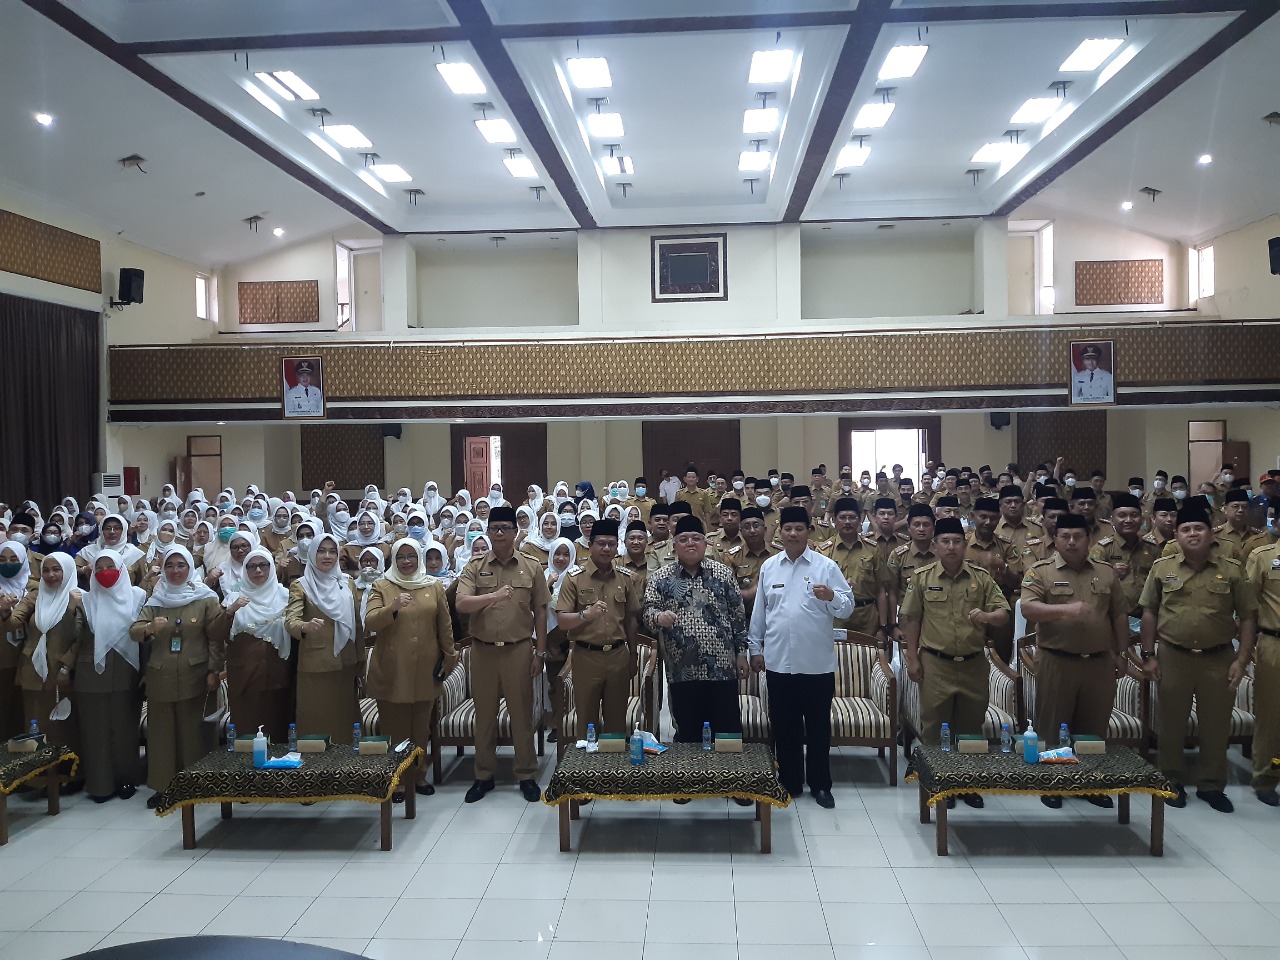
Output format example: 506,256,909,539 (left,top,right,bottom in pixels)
296,537,313,554
1221,474,1234,484
77,524,93,535
1129,487,1142,496
490,488,502,500
9,532,29,545
334,511,351,527
755,495,771,508
770,477,779,487
1064,477,1076,487
1153,479,1166,490
1172,489,1187,500
357,568,379,584
732,481,744,491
